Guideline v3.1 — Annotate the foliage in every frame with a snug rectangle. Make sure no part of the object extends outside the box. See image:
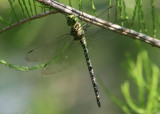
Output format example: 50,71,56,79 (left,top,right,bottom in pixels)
99,50,160,114
0,0,54,28
122,50,160,114
0,59,45,71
